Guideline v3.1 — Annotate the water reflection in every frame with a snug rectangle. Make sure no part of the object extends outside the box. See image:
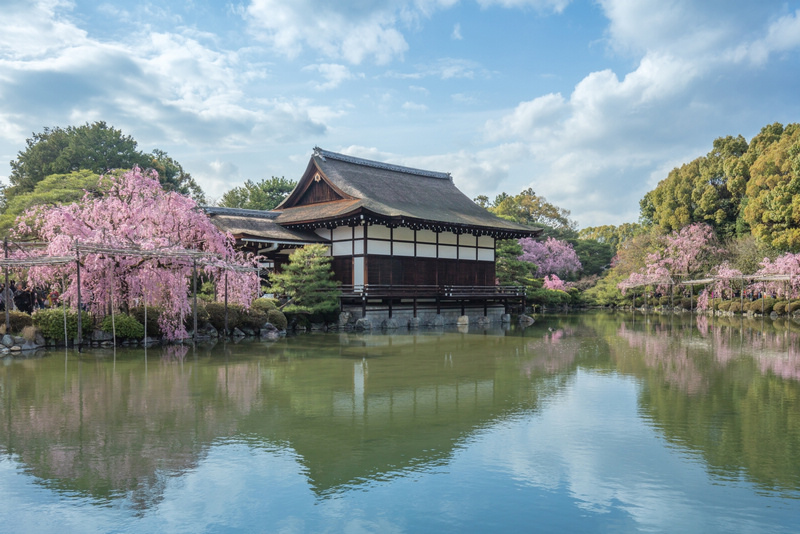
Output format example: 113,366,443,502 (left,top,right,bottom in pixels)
0,314,798,531
613,313,800,494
